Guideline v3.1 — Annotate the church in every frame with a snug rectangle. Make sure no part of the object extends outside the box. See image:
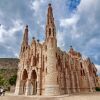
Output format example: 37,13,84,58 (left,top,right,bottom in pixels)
15,3,97,96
